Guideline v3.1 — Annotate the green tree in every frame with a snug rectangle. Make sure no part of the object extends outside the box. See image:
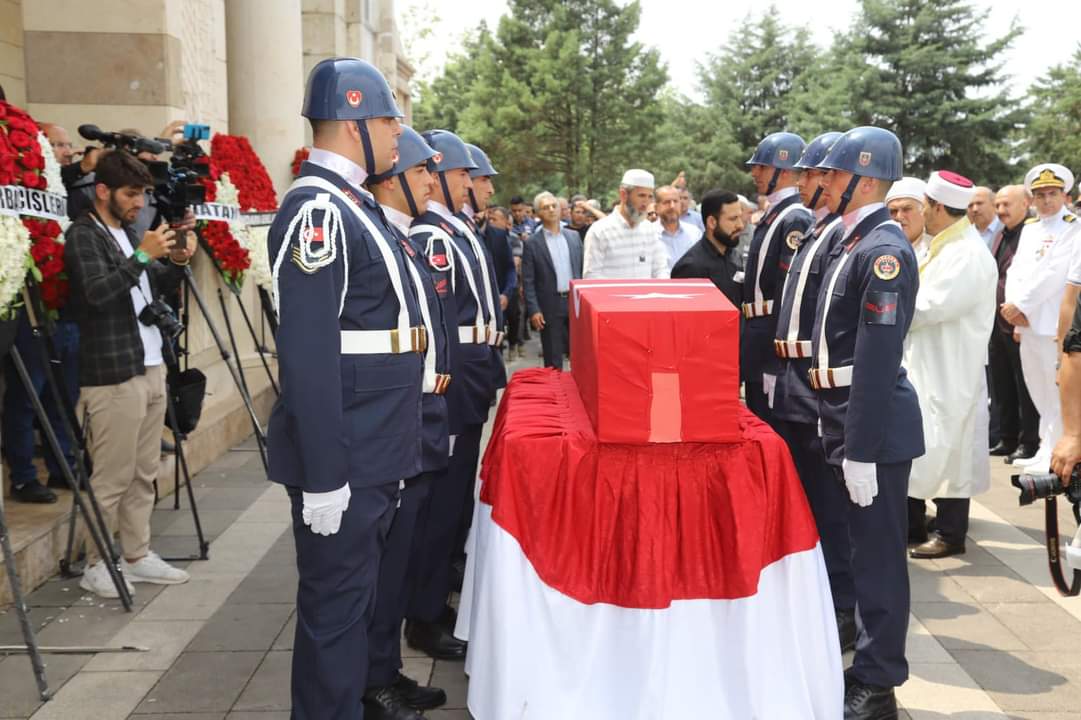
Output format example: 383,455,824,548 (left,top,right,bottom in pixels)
412,0,668,201
843,0,1026,185
1022,45,1081,174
